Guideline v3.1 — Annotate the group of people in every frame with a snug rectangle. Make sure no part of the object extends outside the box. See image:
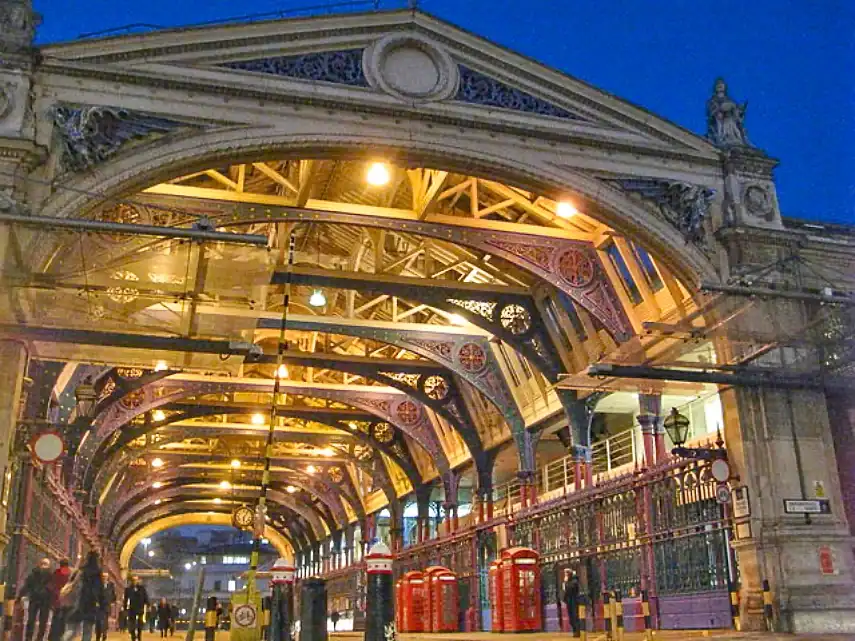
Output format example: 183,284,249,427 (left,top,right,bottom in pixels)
20,557,177,641
19,553,117,641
